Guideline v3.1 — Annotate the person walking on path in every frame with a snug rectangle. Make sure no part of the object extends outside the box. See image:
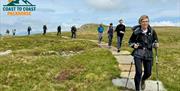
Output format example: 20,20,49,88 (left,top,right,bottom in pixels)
6,29,10,35
57,25,61,36
71,25,77,39
97,24,104,46
115,19,126,52
27,26,32,35
43,25,47,35
12,29,16,36
107,23,114,48
129,15,159,91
